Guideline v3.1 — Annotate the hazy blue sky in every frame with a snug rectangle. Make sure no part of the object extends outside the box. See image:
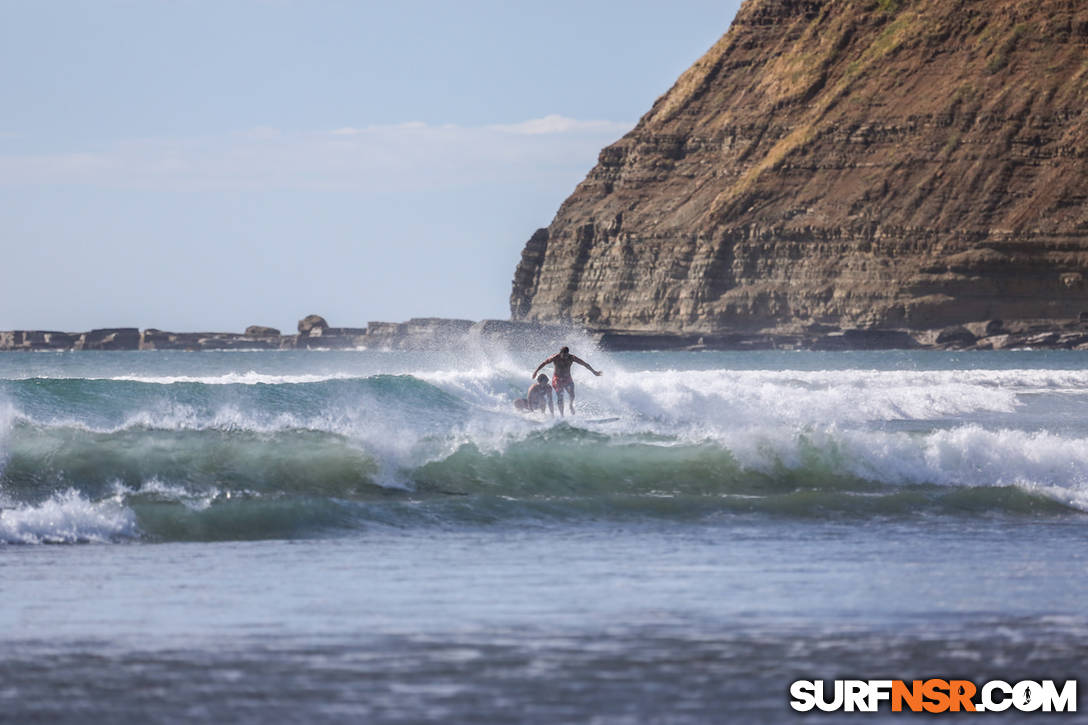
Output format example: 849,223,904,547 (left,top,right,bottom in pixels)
1,0,743,332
